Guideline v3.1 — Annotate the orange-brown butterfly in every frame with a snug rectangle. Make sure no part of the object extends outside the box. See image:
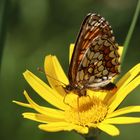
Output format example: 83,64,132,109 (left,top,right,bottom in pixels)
64,13,120,96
